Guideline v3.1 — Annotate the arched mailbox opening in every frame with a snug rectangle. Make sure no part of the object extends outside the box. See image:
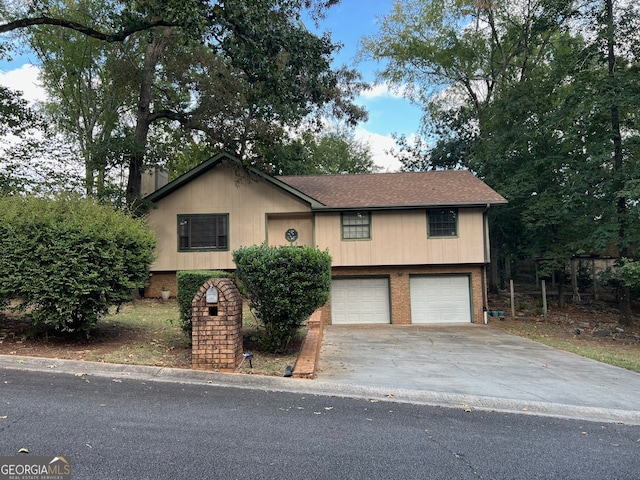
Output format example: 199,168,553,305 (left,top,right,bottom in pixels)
191,278,243,371
206,286,218,316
